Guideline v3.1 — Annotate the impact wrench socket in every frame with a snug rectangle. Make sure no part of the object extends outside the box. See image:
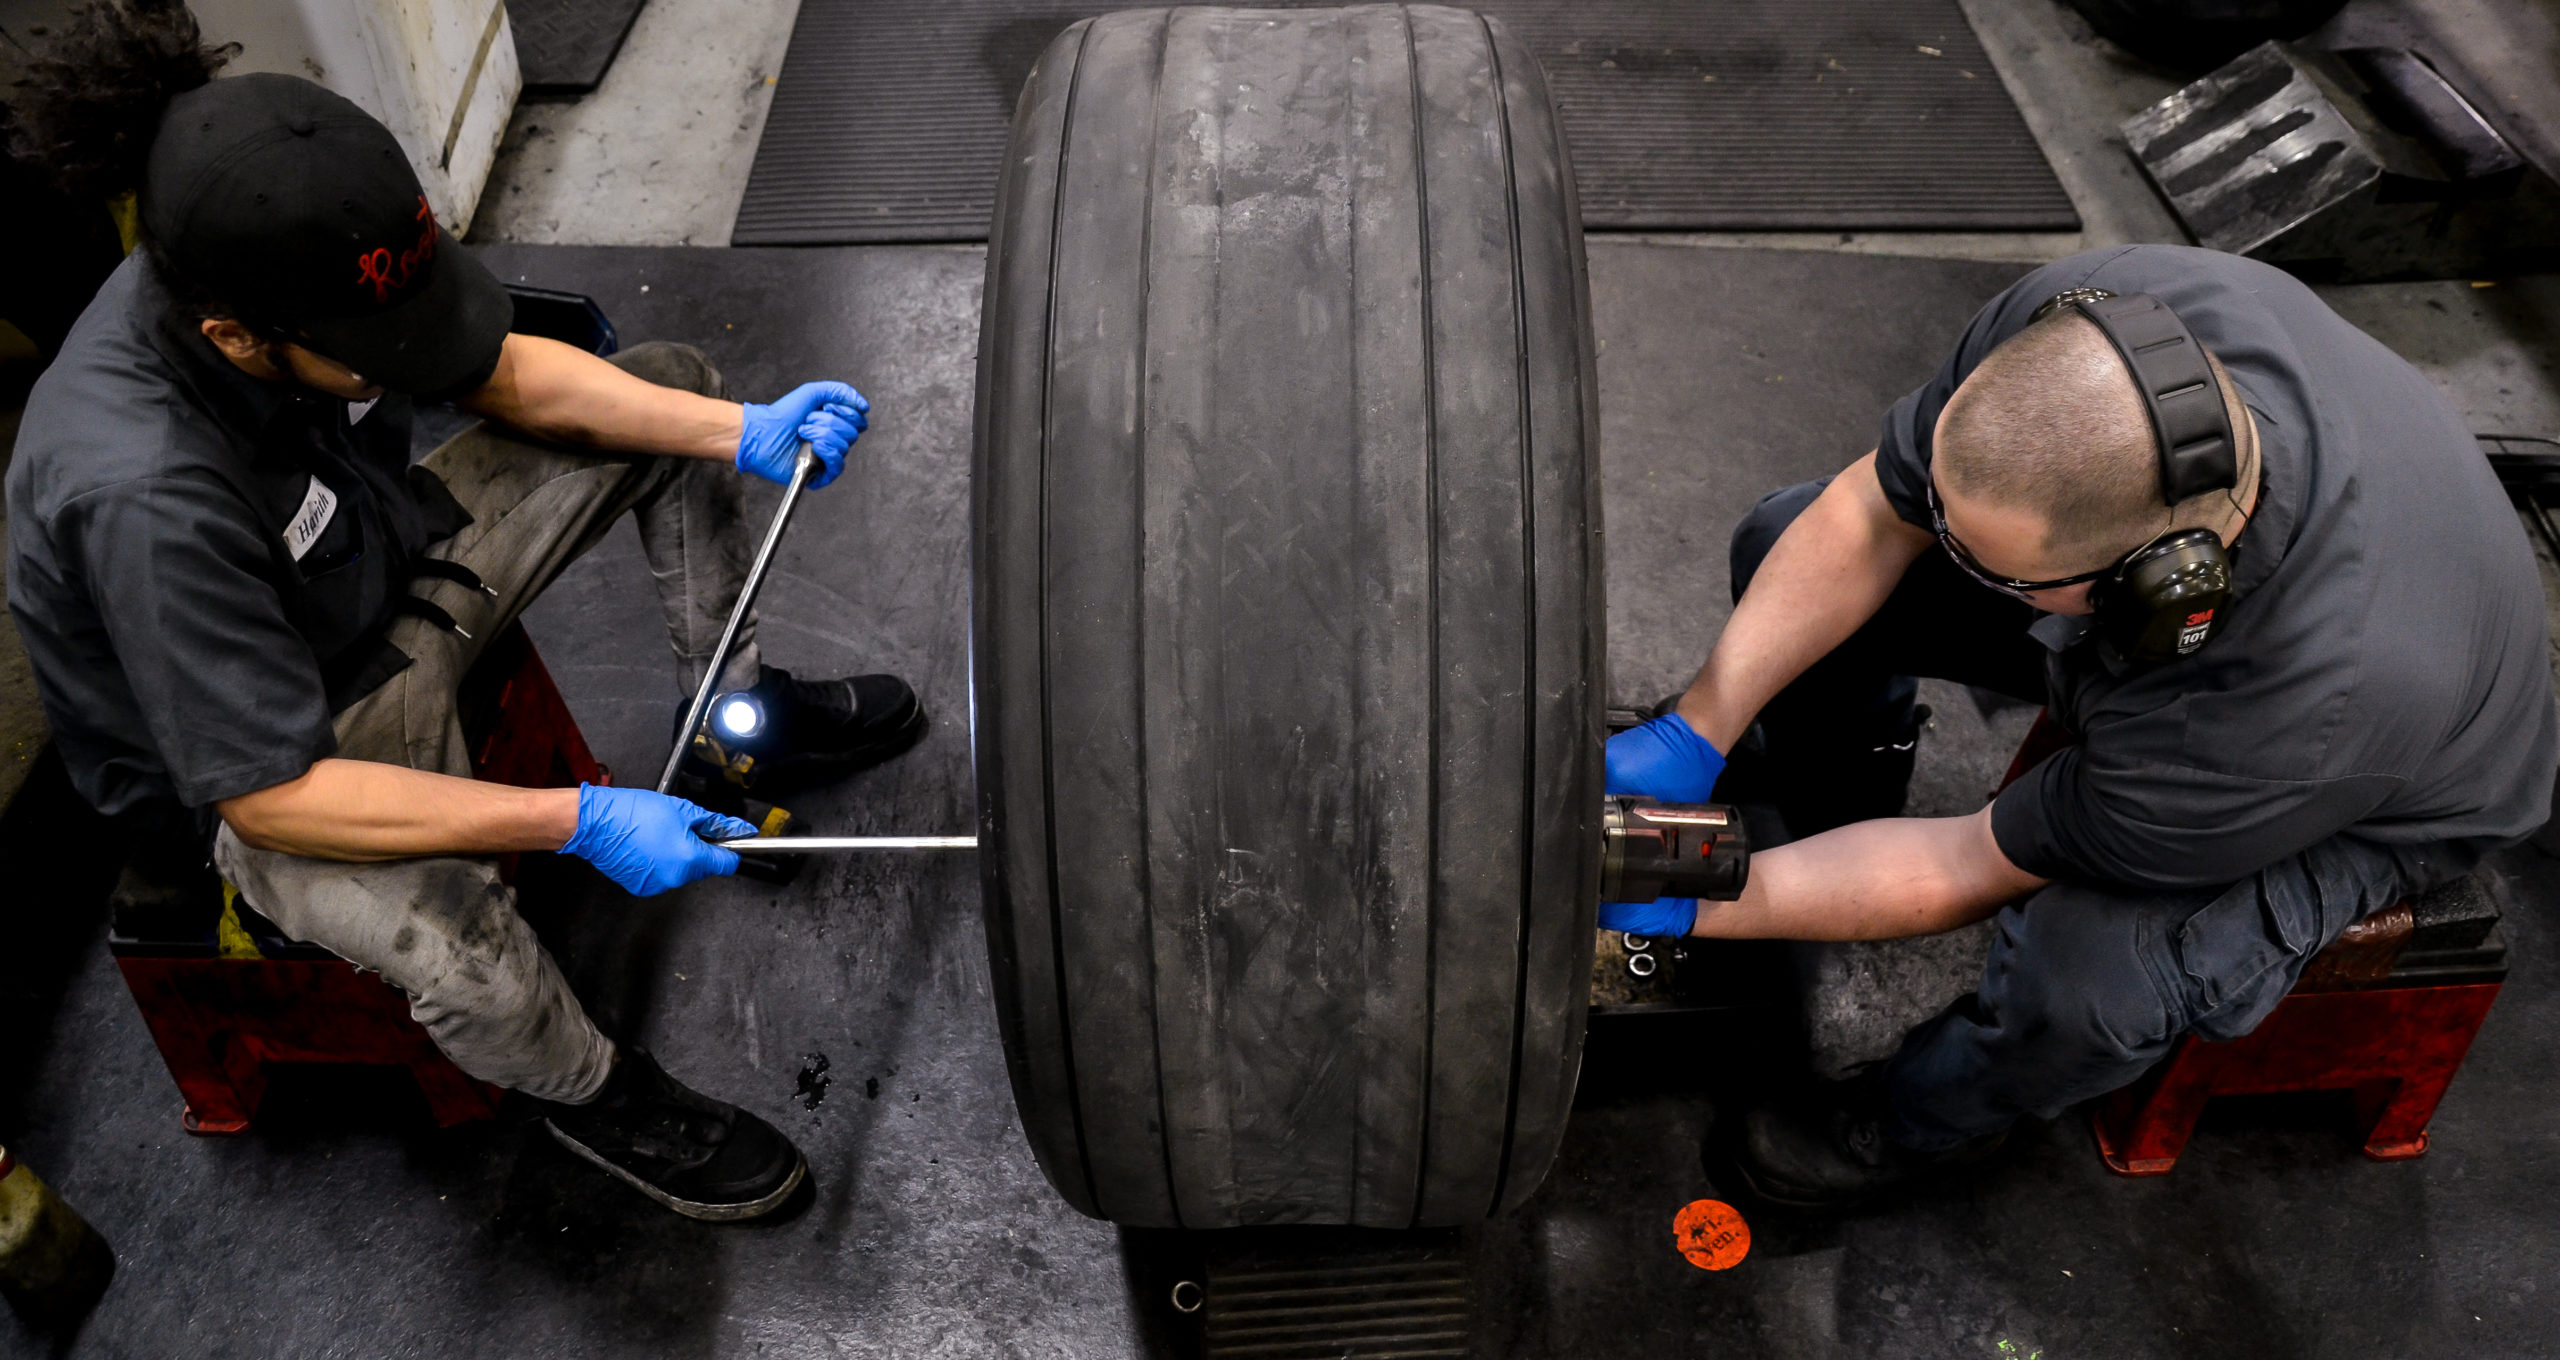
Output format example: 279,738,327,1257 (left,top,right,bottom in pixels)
1598,796,1751,903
